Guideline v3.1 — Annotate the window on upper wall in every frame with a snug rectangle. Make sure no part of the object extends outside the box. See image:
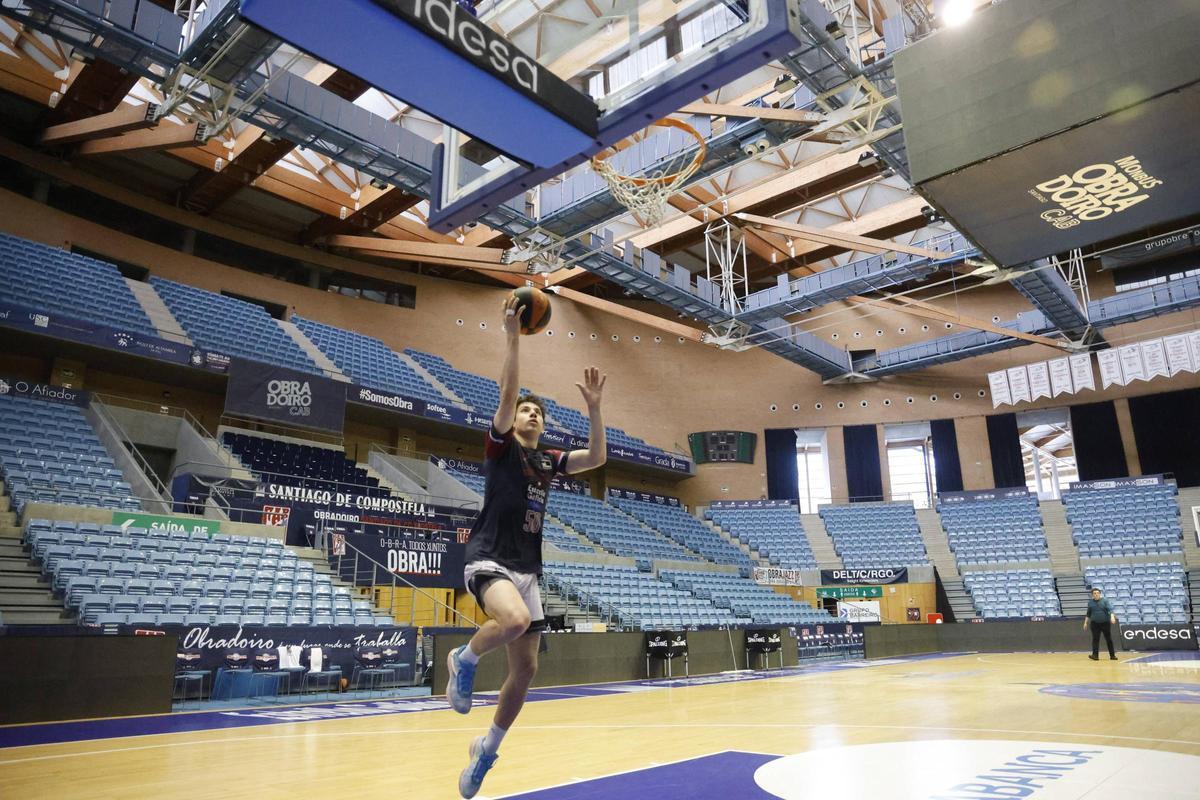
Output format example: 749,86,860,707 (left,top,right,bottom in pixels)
794,429,830,514
884,422,936,508
1017,409,1078,500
